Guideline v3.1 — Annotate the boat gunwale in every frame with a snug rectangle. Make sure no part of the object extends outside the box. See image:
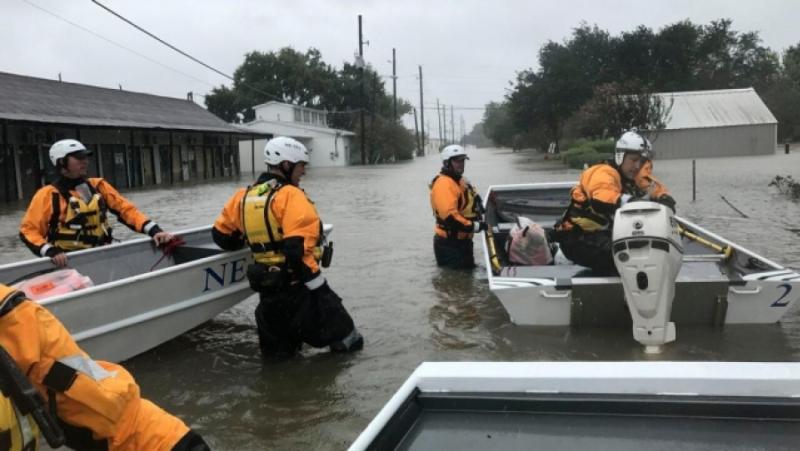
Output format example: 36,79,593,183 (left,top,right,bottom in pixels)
2,223,333,307
481,182,796,289
349,361,800,451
